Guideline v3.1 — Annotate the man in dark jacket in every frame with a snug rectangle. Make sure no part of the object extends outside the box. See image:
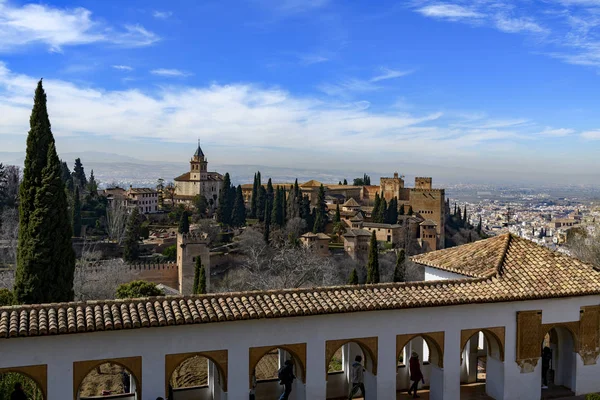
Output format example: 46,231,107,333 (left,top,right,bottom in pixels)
542,346,552,389
408,352,424,398
278,359,296,400
11,383,27,400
